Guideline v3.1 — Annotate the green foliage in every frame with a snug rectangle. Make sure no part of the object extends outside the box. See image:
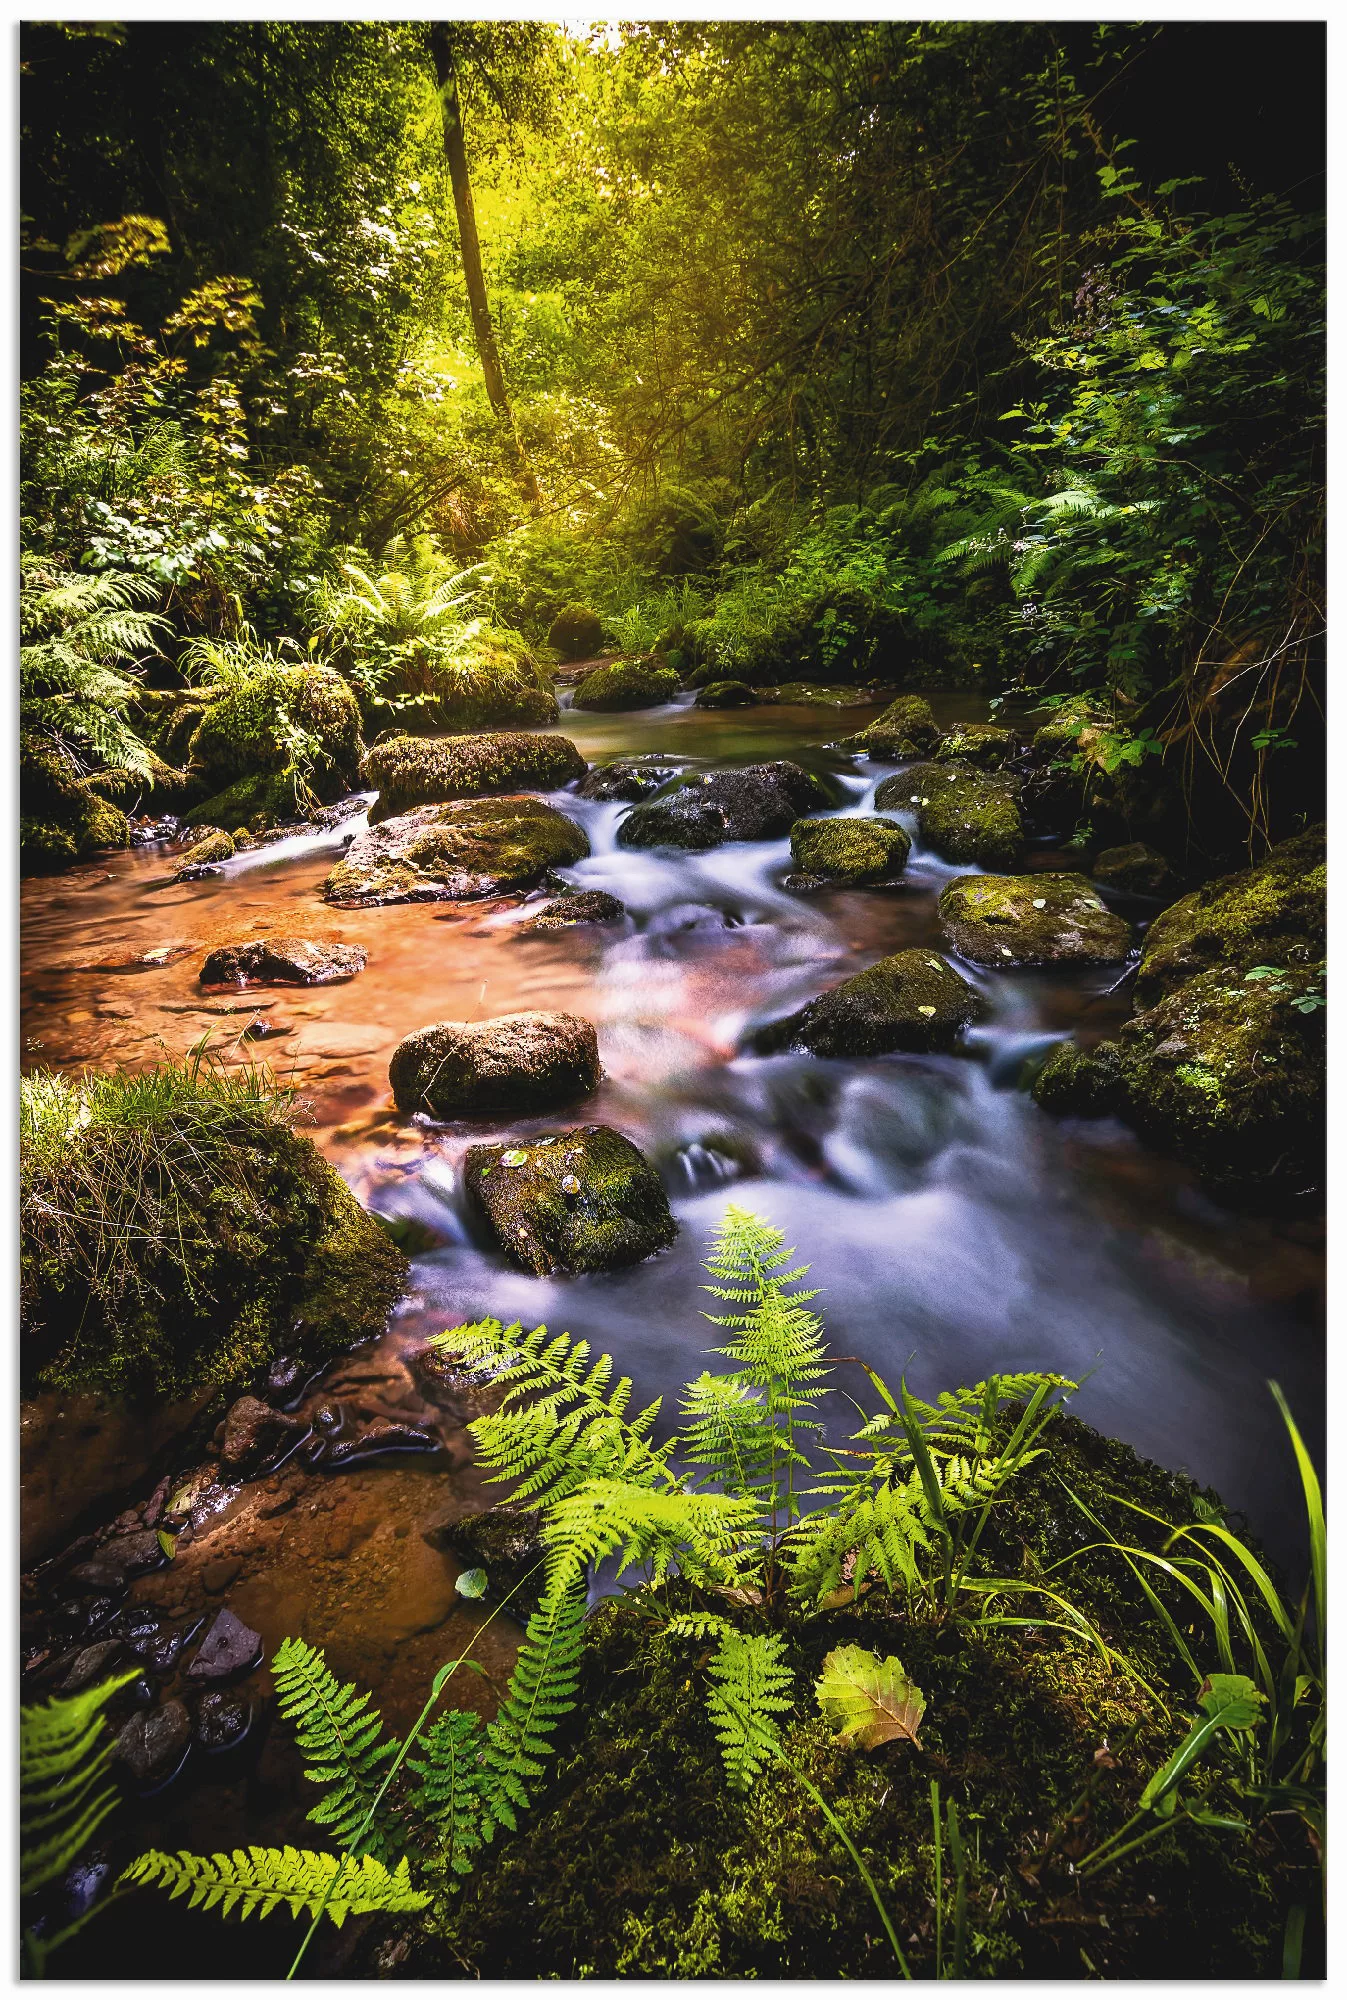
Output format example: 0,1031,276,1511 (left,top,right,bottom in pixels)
704,1628,795,1791
478,1584,588,1838
272,1636,400,1862
407,1709,489,1878
20,1672,139,1899
120,1847,429,1925
20,557,163,779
